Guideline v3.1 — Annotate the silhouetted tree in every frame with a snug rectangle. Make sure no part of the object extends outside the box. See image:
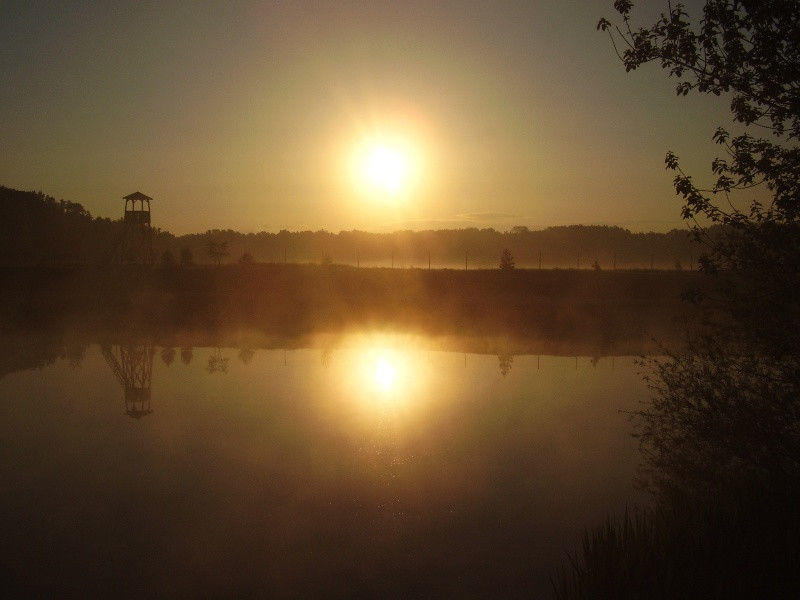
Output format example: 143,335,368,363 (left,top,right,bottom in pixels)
499,248,515,270
0,187,100,264
206,236,229,266
180,247,194,267
160,249,175,266
599,0,800,281
600,0,800,496
561,3,800,596
238,251,255,265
